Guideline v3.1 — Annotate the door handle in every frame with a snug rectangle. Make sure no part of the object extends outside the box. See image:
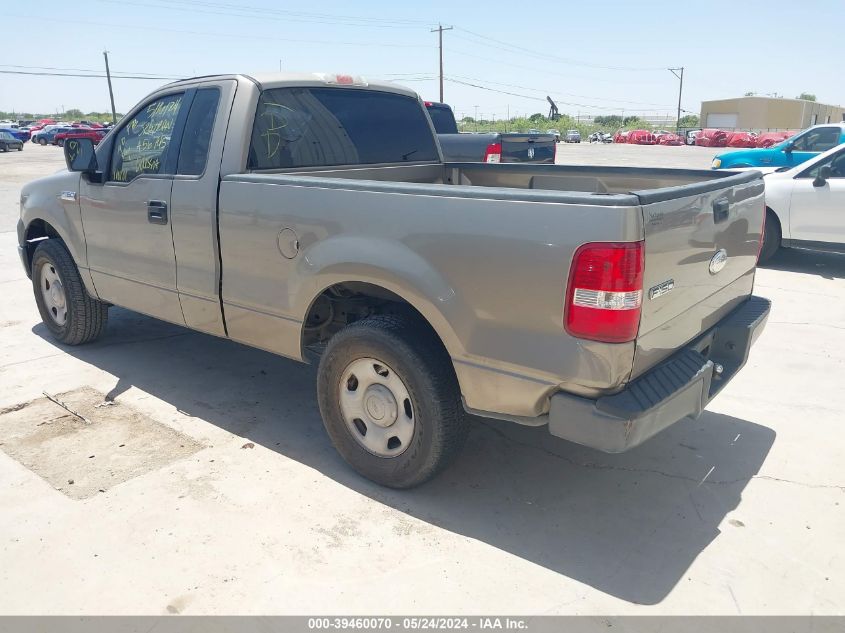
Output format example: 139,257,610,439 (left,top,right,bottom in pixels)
712,198,729,223
147,200,168,225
